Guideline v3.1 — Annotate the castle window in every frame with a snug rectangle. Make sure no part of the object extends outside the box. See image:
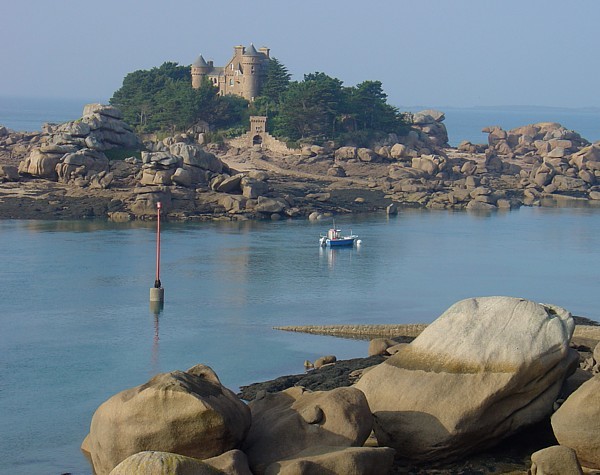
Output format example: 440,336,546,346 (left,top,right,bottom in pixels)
230,79,234,86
